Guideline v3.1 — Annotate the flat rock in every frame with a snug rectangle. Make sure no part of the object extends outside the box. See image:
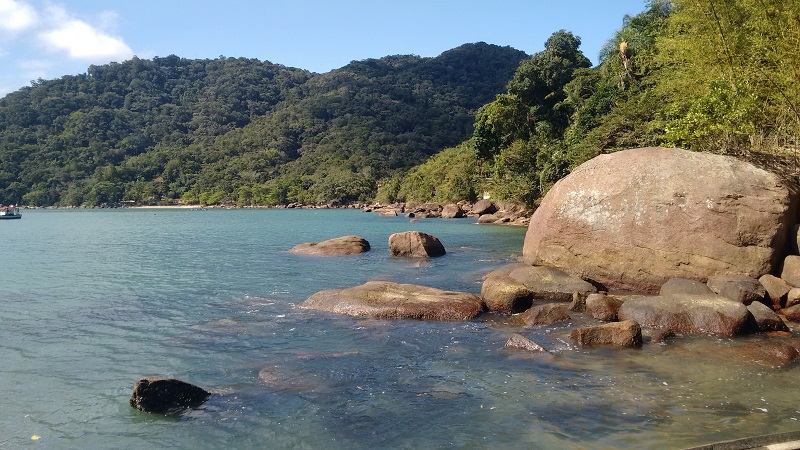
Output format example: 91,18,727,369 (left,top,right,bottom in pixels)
660,278,714,296
481,263,597,314
298,281,484,321
504,333,549,353
707,275,766,305
129,377,210,414
388,231,446,257
747,301,789,332
523,147,793,292
289,235,371,256
713,342,800,368
617,294,750,336
570,320,643,347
